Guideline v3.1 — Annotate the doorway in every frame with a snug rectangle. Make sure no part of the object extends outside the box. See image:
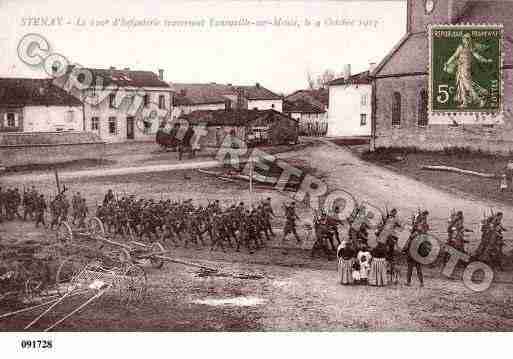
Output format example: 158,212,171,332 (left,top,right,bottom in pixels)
127,116,135,139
